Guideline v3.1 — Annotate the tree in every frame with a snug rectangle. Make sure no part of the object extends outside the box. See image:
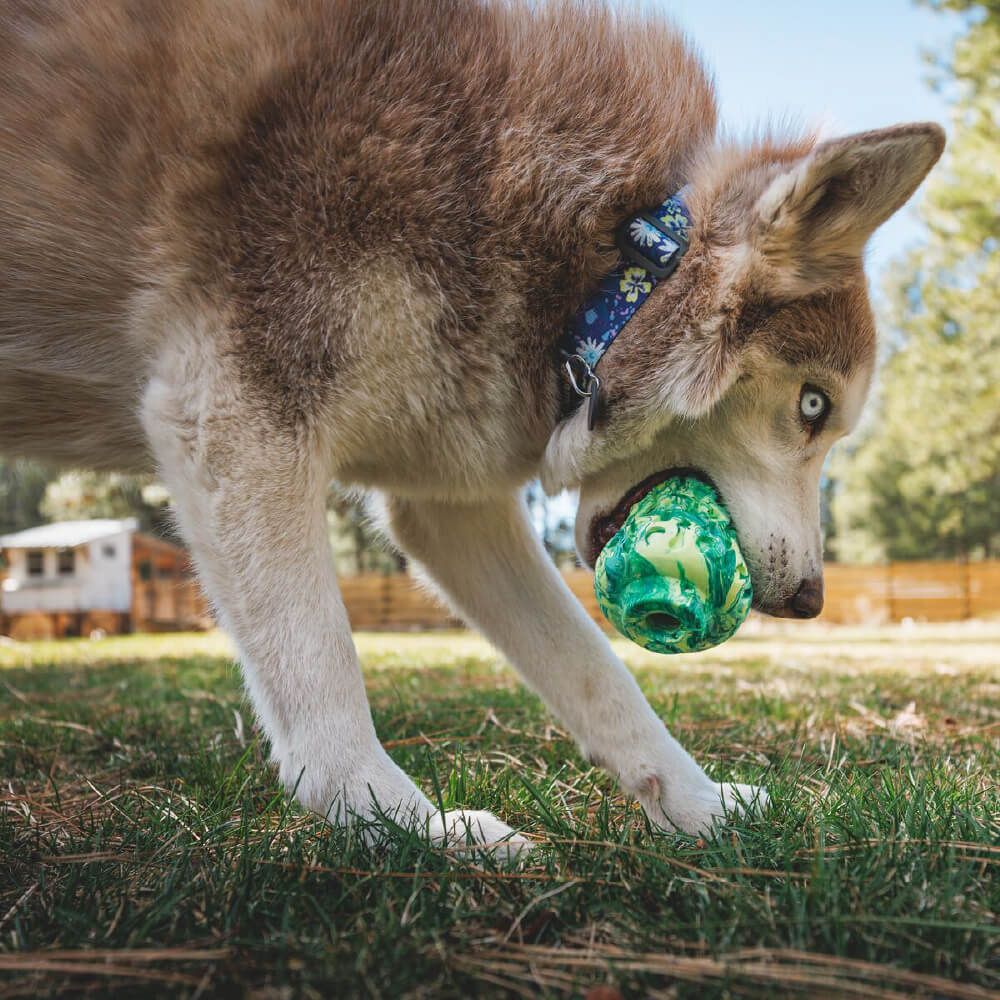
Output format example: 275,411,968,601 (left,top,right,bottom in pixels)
0,458,50,537
326,488,404,575
40,470,176,540
830,0,1000,561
